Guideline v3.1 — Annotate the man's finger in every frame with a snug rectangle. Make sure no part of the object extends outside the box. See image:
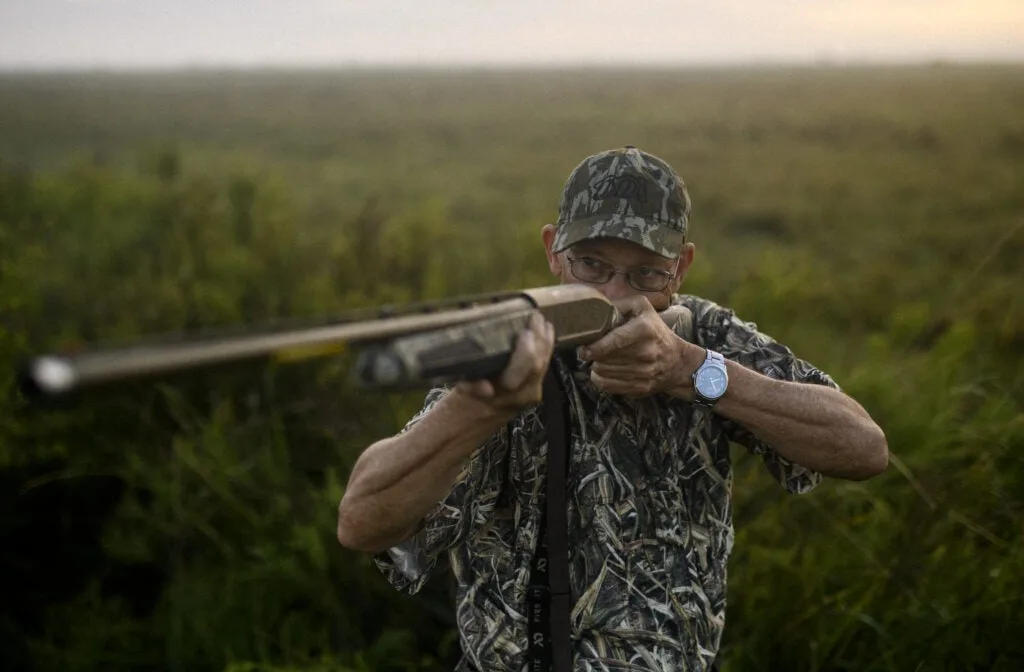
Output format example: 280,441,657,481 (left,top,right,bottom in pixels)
503,314,553,388
582,297,655,361
594,367,655,396
582,318,646,361
456,379,494,399
611,295,655,320
500,328,537,390
591,361,650,381
539,318,556,359
590,370,642,397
